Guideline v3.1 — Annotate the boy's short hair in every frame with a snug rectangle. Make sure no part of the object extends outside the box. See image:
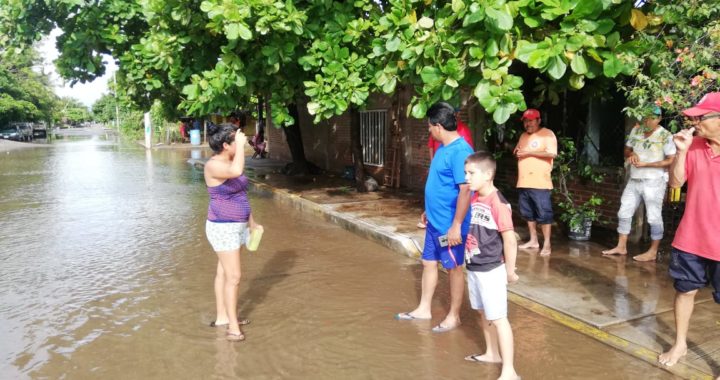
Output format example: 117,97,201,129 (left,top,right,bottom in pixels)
465,151,497,179
426,102,457,131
